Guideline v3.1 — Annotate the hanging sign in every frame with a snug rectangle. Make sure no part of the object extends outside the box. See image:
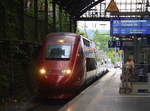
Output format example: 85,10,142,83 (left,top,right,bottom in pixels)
106,0,119,12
